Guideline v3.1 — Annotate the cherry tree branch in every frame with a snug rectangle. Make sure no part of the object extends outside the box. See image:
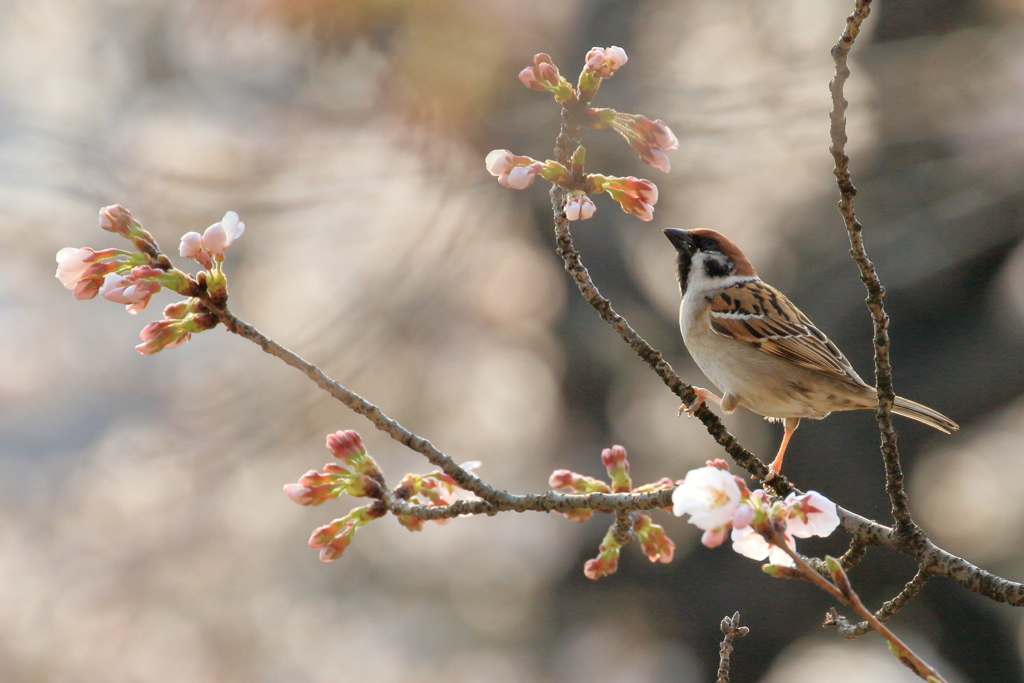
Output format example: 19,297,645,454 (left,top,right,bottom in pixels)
773,543,947,682
827,564,932,638
828,0,923,548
